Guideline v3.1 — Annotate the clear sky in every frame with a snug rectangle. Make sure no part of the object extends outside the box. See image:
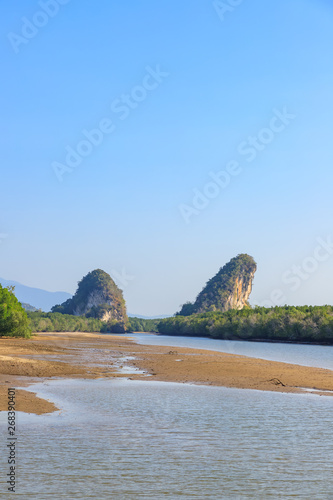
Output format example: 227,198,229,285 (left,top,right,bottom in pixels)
1,0,333,316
